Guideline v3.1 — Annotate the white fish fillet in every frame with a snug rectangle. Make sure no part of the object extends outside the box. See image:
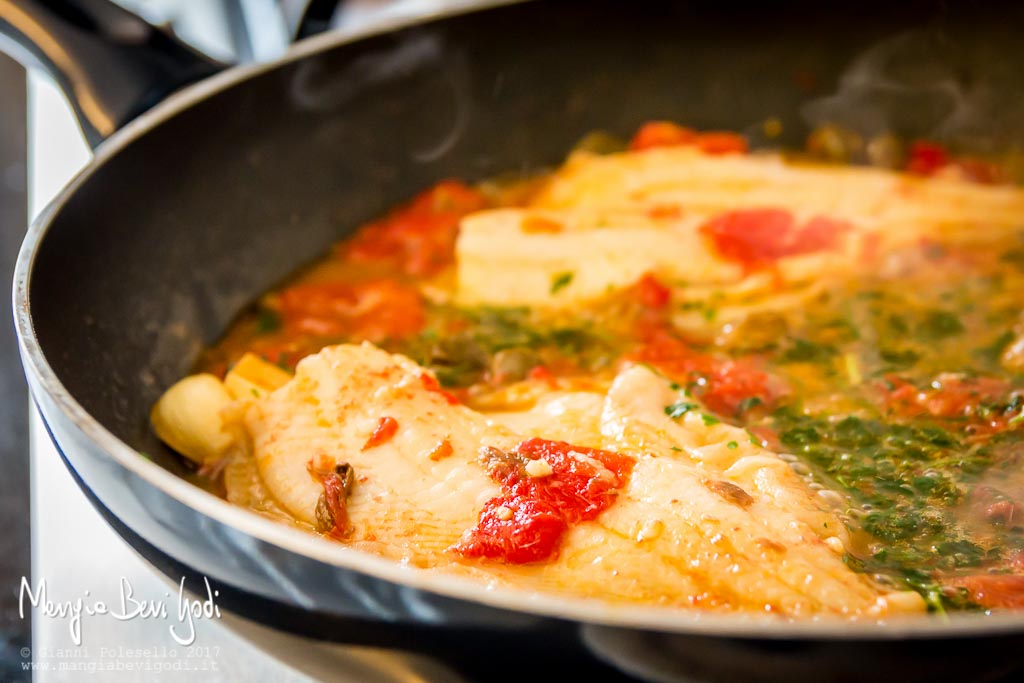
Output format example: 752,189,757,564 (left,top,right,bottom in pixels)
454,148,1024,308
242,343,923,616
